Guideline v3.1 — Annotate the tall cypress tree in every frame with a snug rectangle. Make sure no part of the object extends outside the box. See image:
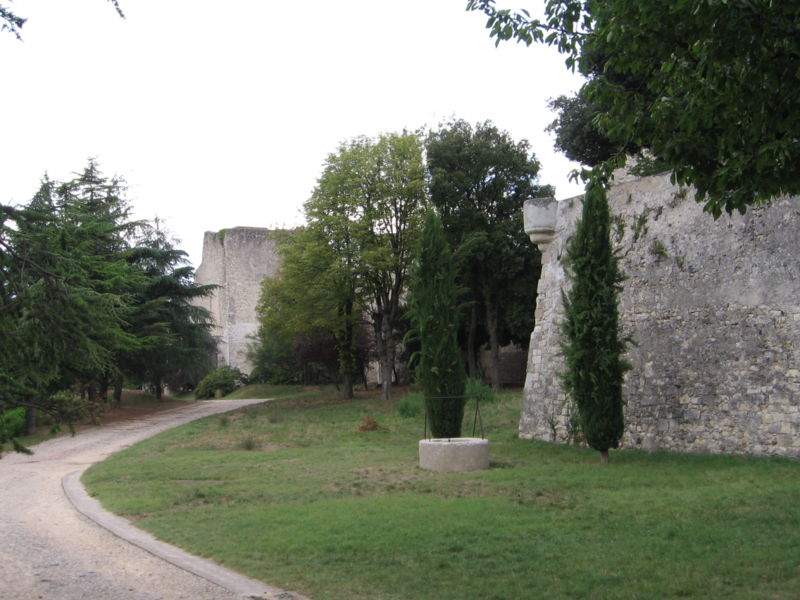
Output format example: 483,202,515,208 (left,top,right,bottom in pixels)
408,210,466,438
560,176,630,463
